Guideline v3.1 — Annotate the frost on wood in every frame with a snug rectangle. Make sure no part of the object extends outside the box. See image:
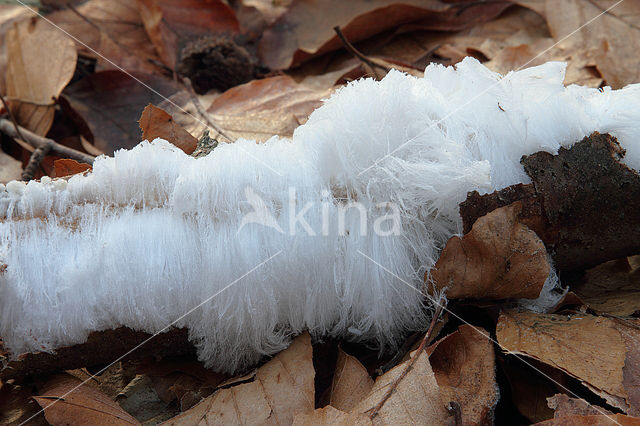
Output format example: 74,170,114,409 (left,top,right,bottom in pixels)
1,58,639,374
